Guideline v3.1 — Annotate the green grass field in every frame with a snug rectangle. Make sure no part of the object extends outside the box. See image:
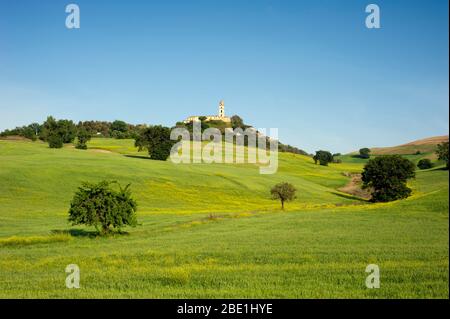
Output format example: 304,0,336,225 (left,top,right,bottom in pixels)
337,152,443,166
0,138,448,298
